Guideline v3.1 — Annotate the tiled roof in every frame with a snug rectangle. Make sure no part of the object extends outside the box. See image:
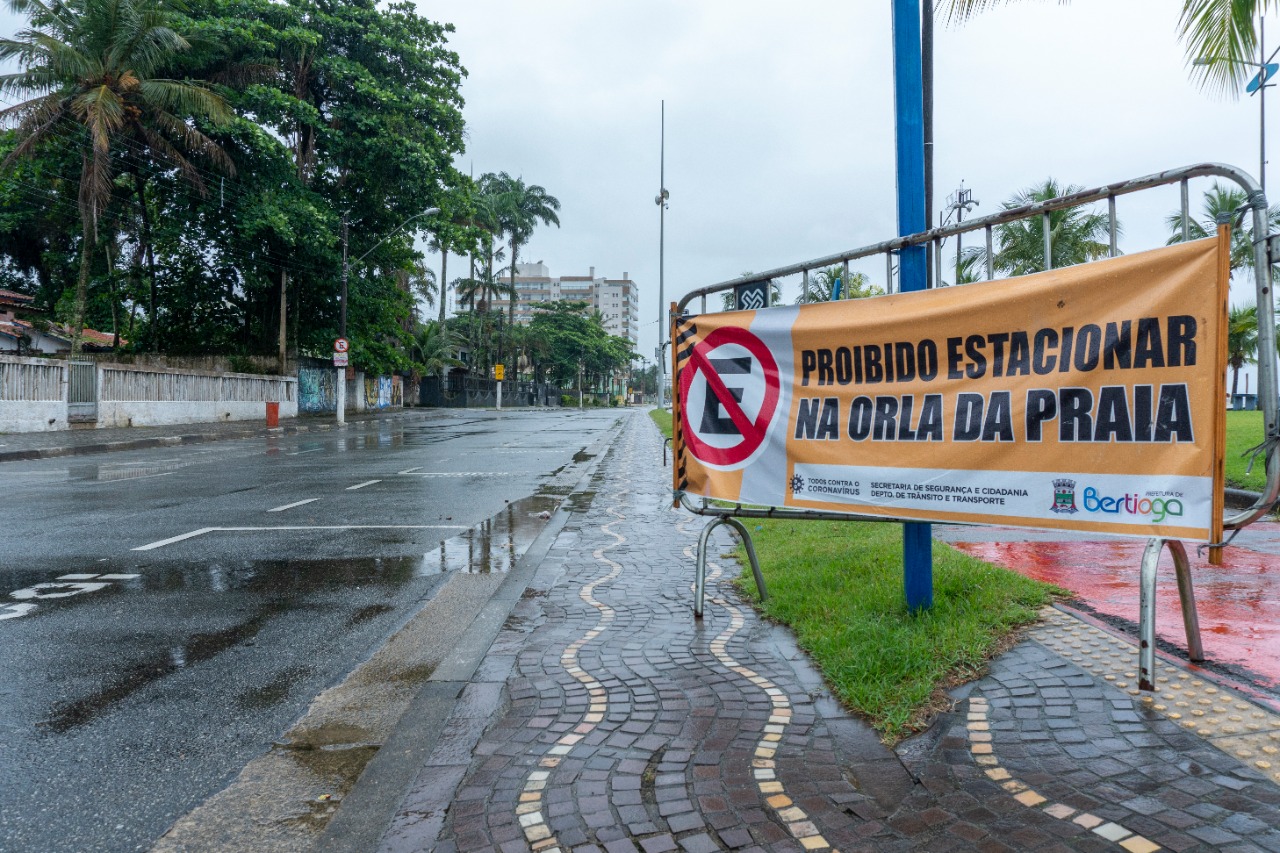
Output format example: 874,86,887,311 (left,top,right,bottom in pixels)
0,289,34,305
51,324,122,348
0,317,124,348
